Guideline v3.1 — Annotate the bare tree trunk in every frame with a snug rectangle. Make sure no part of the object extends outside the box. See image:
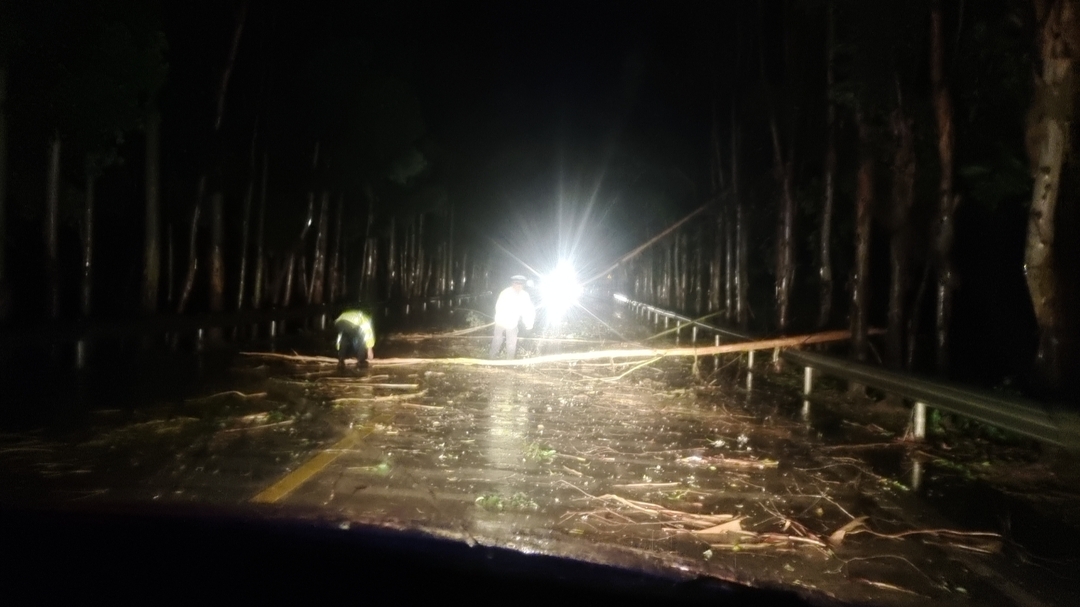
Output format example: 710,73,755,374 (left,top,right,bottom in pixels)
0,66,7,294
417,214,425,299
252,151,267,309
166,222,174,305
329,193,343,303
309,192,329,305
81,167,95,318
235,137,257,312
664,241,673,308
208,191,225,316
298,254,310,303
1023,0,1080,391
732,107,749,329
388,216,397,300
888,92,916,369
906,262,930,370
852,108,874,363
182,0,245,316
460,249,468,294
818,0,837,328
710,98,725,315
712,209,722,314
214,1,249,134
339,248,347,302
724,205,734,321
447,204,455,294
45,131,61,320
141,107,161,314
931,0,960,374
284,198,314,307
694,224,704,315
769,112,796,334
674,233,682,311
177,179,205,315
